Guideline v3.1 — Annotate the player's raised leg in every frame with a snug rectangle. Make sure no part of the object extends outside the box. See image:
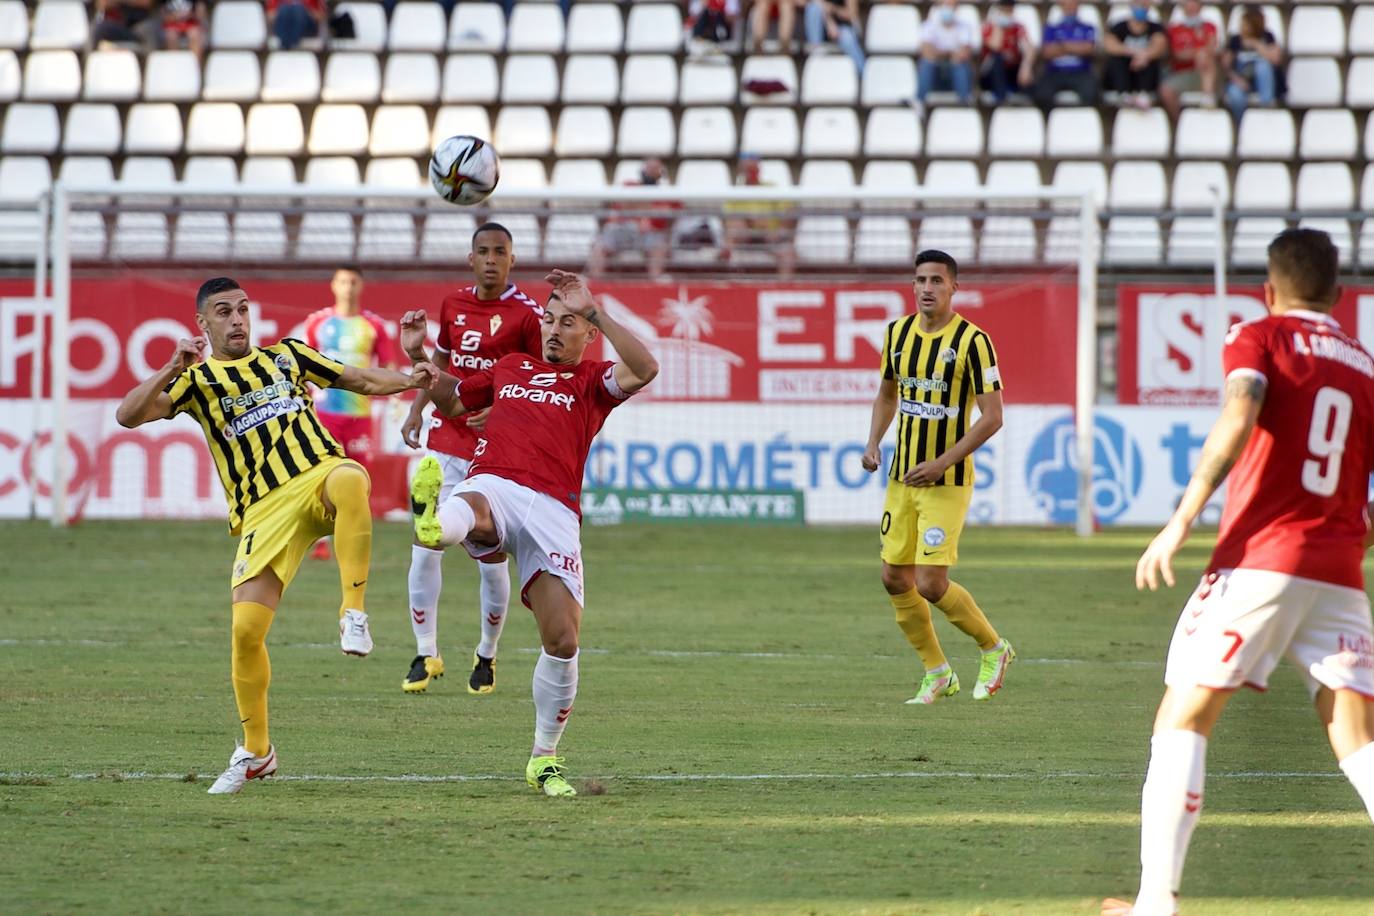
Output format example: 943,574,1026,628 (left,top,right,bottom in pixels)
324,462,374,656
525,571,581,798
210,569,284,795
